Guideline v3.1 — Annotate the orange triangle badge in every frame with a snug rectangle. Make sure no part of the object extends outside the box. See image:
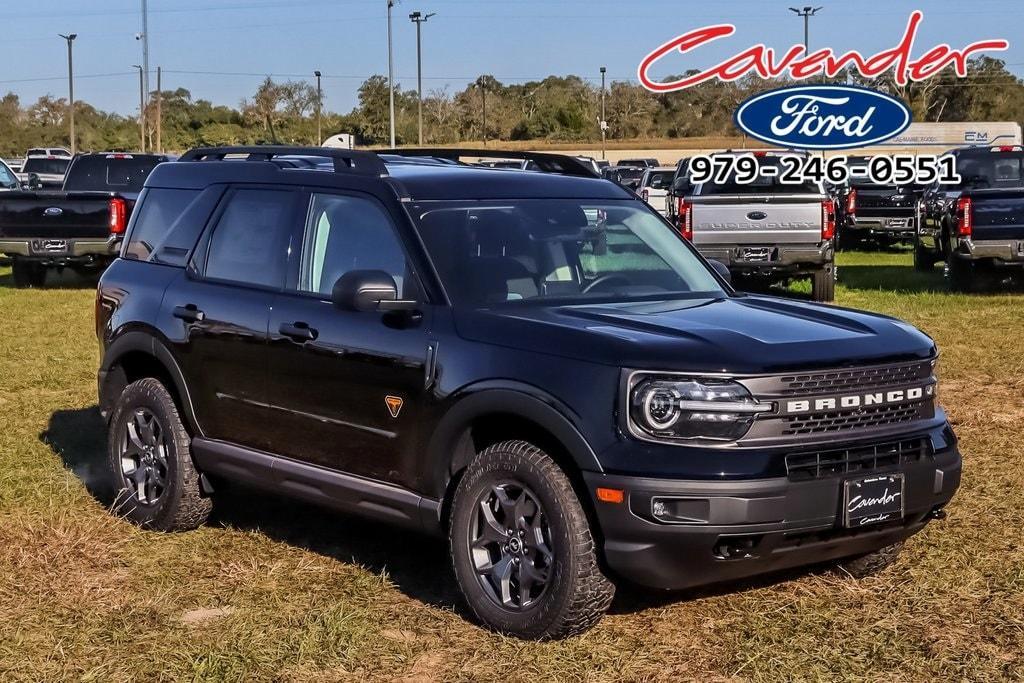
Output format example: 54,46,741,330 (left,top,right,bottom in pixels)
385,395,404,418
